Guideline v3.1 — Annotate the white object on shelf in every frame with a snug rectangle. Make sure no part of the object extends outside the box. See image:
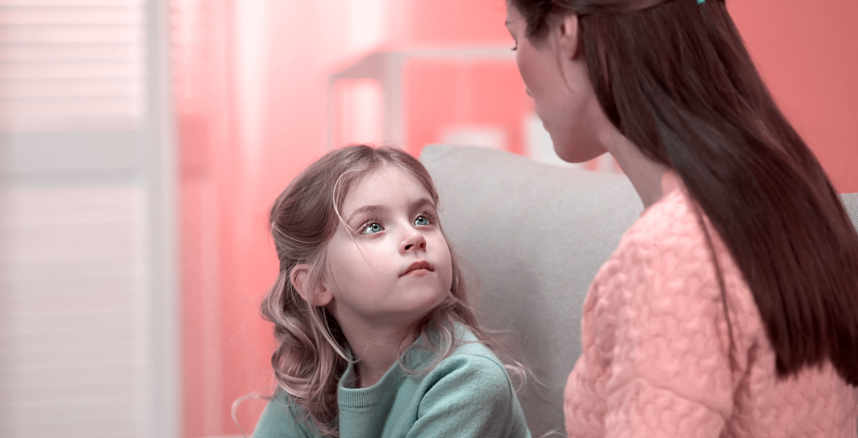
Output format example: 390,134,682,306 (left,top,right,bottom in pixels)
327,45,515,150
440,124,507,150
